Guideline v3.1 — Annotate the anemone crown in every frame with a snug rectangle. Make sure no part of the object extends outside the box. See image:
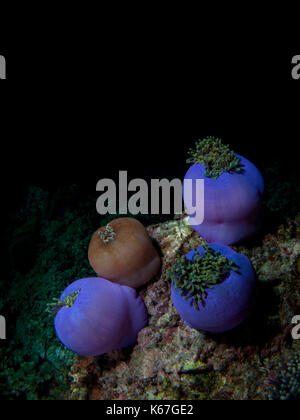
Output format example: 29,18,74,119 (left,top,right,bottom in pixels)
46,289,81,315
98,223,116,244
186,136,243,179
166,245,239,308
